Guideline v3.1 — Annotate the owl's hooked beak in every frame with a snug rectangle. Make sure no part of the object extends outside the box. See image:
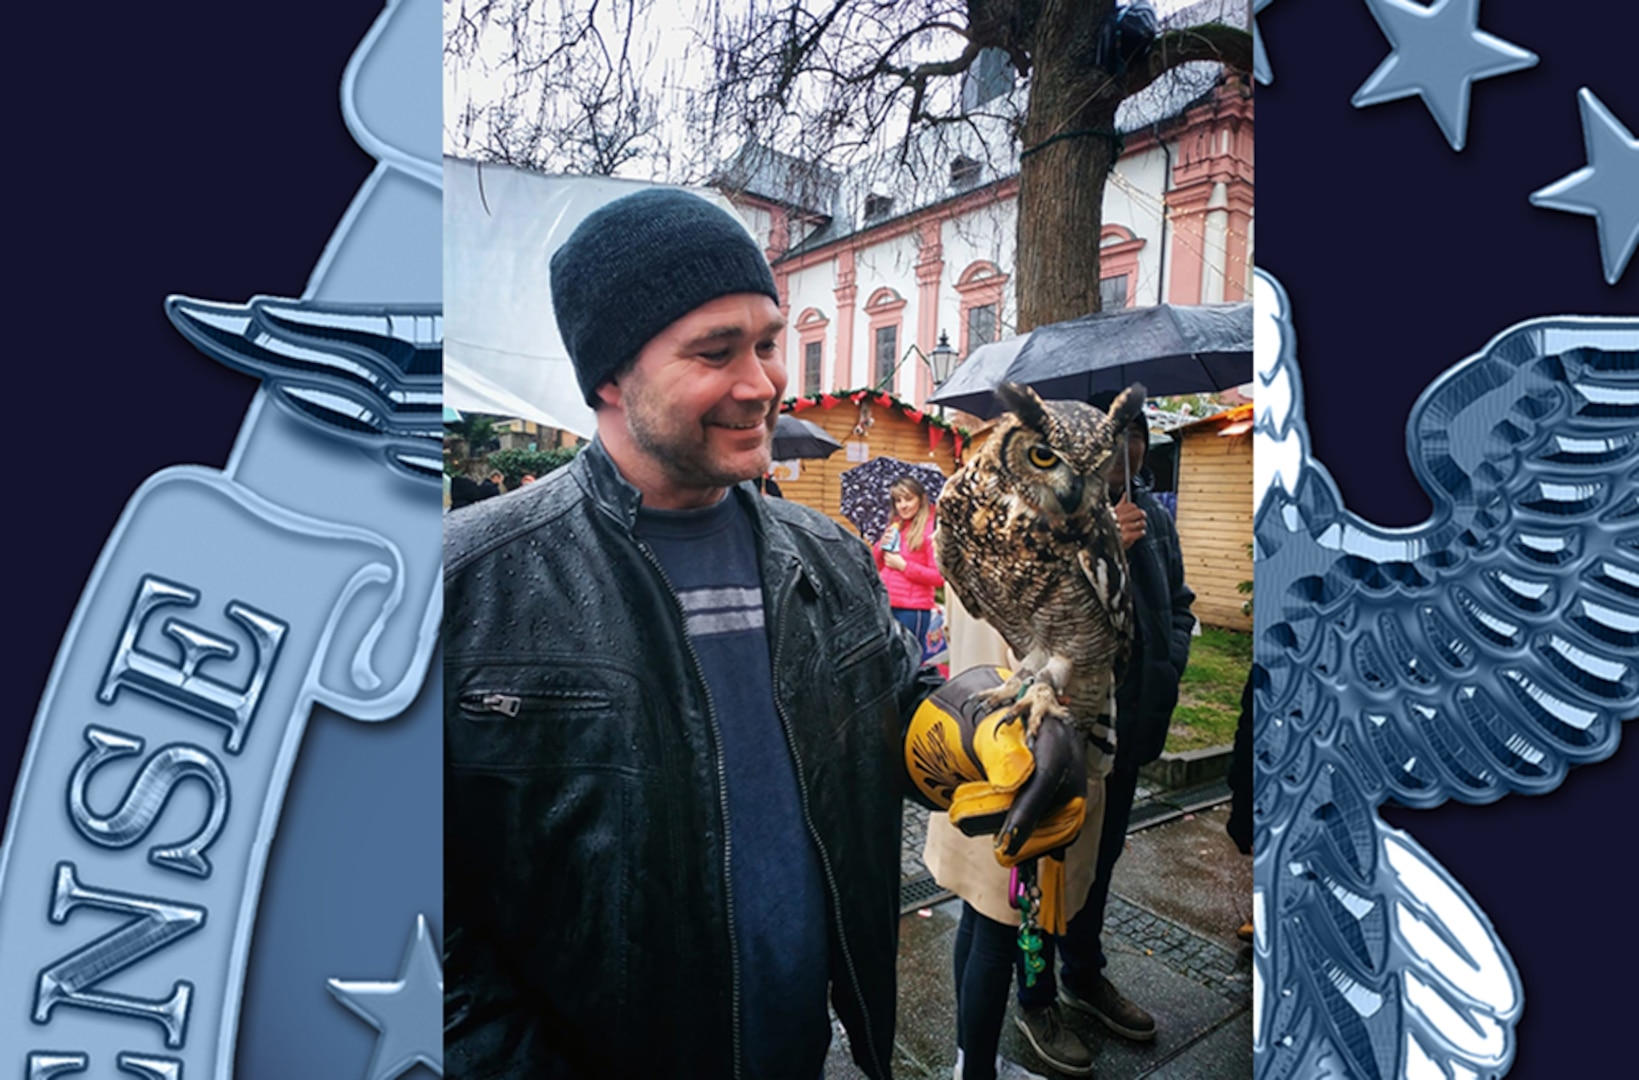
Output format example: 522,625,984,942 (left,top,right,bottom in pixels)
1054,472,1084,515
